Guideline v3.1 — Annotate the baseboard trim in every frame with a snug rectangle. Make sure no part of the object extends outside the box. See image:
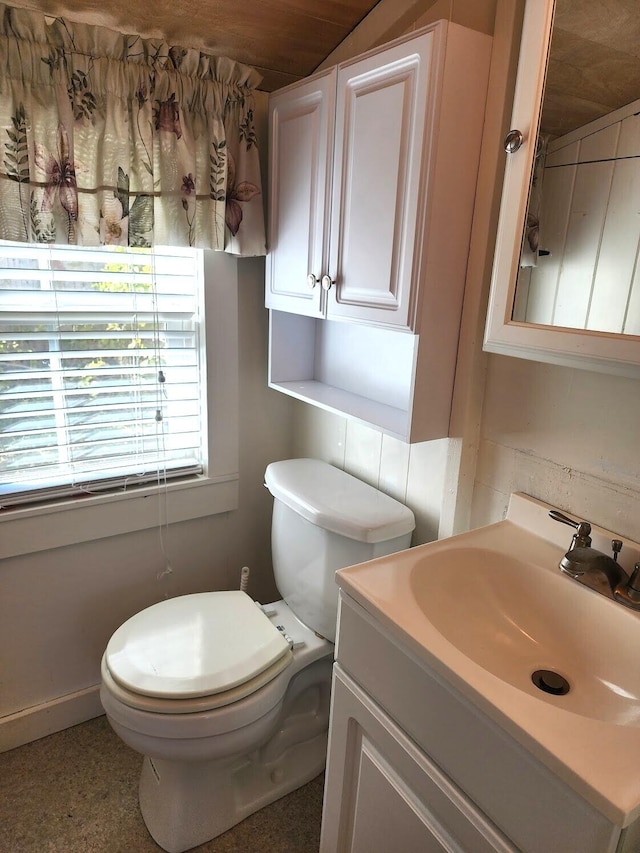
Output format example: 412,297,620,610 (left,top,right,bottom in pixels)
0,685,104,753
